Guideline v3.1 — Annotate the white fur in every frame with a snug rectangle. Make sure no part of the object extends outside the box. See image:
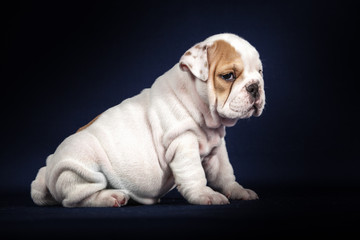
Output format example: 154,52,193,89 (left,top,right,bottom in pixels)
31,33,264,207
